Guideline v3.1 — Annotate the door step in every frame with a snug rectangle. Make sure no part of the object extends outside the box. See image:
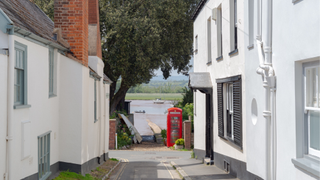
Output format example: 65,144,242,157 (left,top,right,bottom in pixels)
204,158,214,165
